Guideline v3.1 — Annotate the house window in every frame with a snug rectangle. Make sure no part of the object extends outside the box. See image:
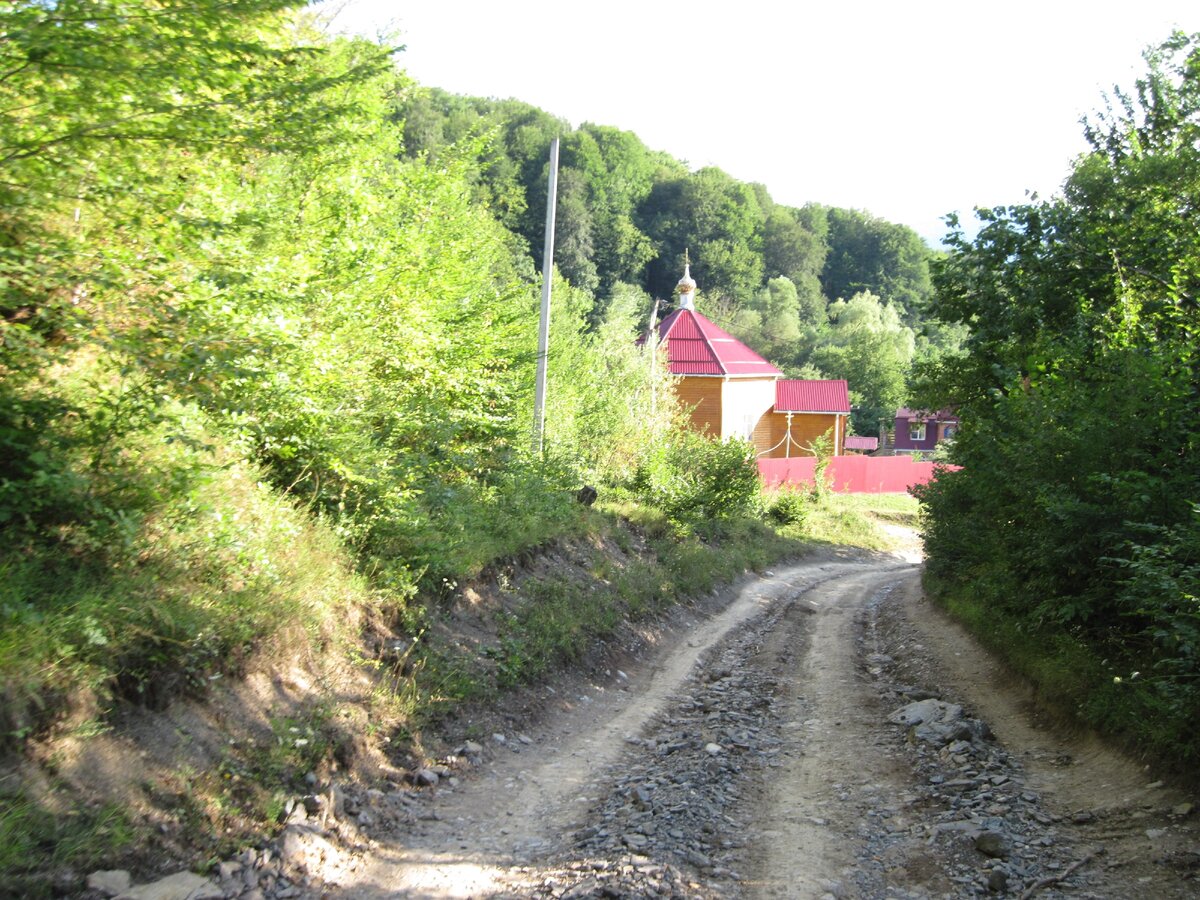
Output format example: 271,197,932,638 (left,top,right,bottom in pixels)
908,422,926,442
942,423,958,440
